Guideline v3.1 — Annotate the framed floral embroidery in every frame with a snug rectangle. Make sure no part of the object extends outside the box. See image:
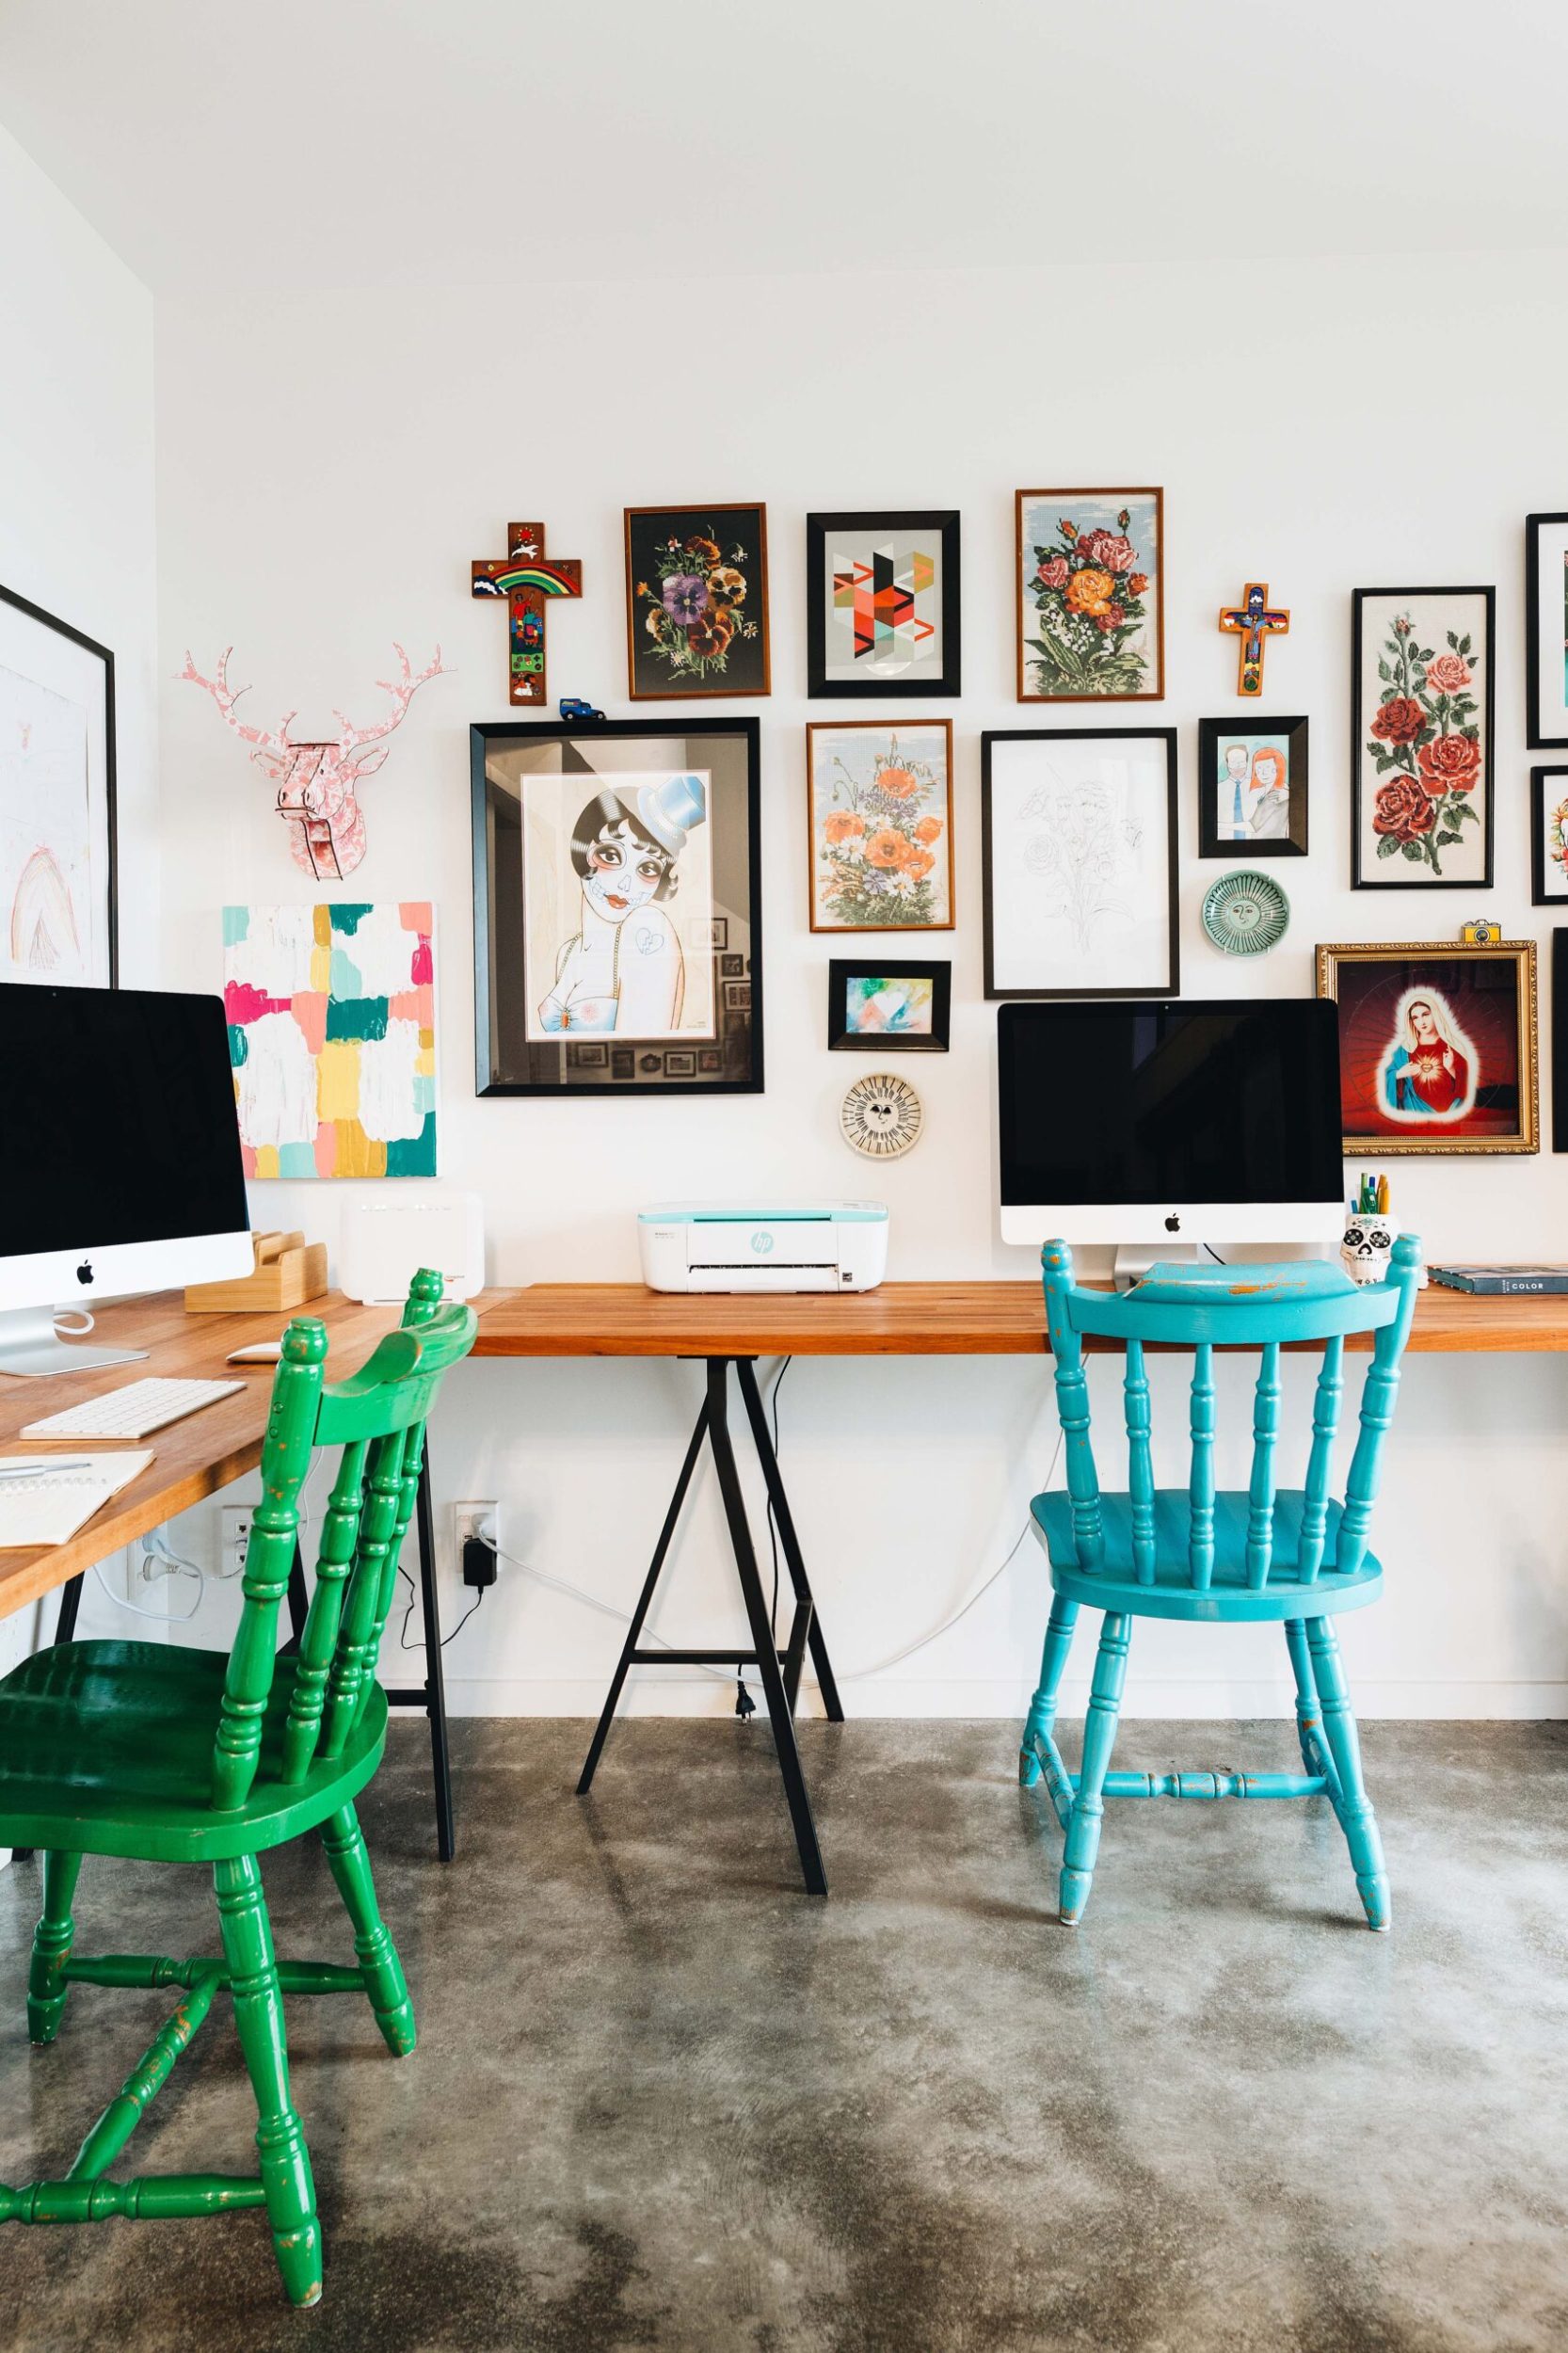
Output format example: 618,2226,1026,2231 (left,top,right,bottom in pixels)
624,504,770,699
1351,586,1495,888
1530,766,1568,904
806,720,953,933
1015,488,1164,702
